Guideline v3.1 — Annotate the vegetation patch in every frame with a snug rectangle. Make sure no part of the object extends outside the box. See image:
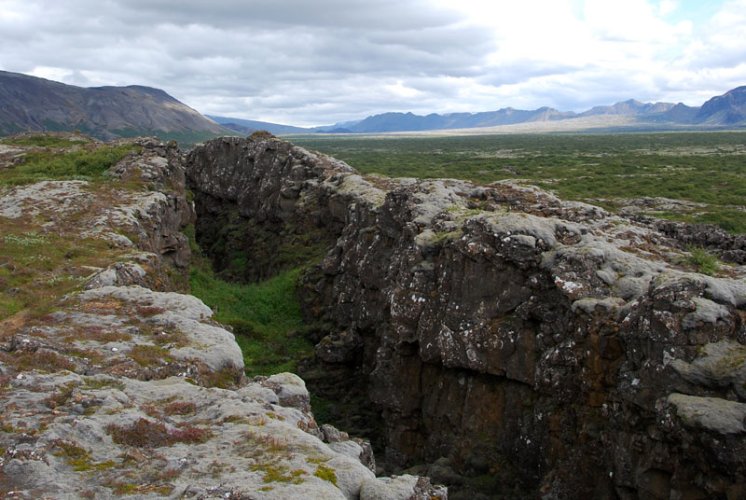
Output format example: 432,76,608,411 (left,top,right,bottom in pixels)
0,217,126,322
82,377,125,391
163,401,197,416
684,246,720,276
107,418,211,447
1,133,90,148
189,230,314,375
51,440,117,472
44,381,77,409
313,463,338,485
0,142,136,186
2,349,77,373
128,344,172,367
199,364,243,389
251,463,306,484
